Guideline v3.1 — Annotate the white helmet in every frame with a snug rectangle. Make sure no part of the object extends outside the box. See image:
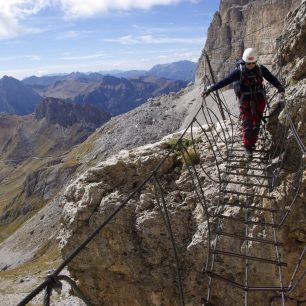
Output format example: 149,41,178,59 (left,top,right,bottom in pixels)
242,48,258,63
